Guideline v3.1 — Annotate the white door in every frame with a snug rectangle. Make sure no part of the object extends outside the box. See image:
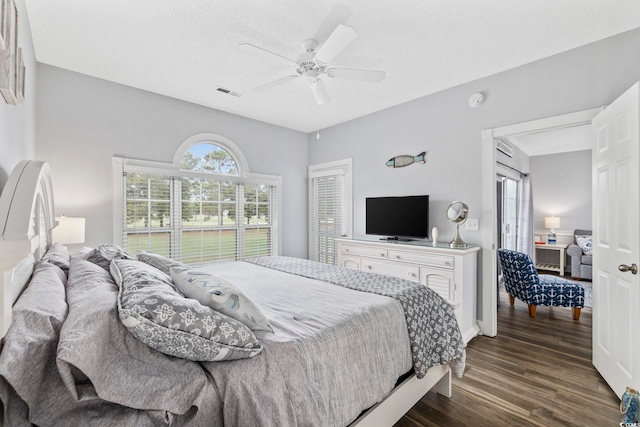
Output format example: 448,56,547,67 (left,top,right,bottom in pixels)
592,82,640,398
